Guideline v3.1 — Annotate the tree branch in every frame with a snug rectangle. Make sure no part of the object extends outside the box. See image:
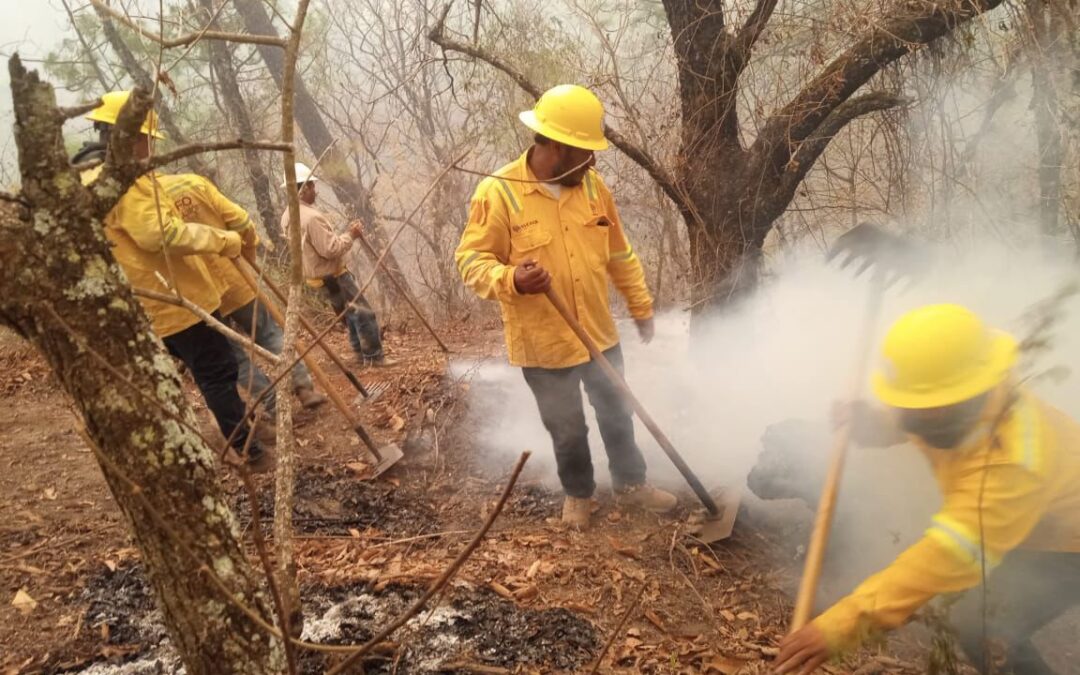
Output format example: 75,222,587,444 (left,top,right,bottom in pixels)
735,0,779,62
752,0,1006,169
776,91,908,202
90,0,287,48
131,287,282,365
144,140,293,171
428,5,691,217
60,100,102,120
86,87,155,216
